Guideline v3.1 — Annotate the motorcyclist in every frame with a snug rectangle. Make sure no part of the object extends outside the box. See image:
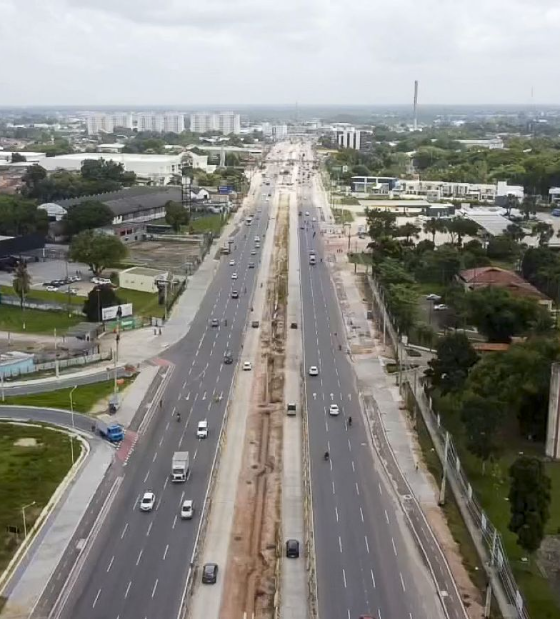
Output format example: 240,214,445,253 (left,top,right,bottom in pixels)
176,412,181,421
324,450,330,461
348,416,353,427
